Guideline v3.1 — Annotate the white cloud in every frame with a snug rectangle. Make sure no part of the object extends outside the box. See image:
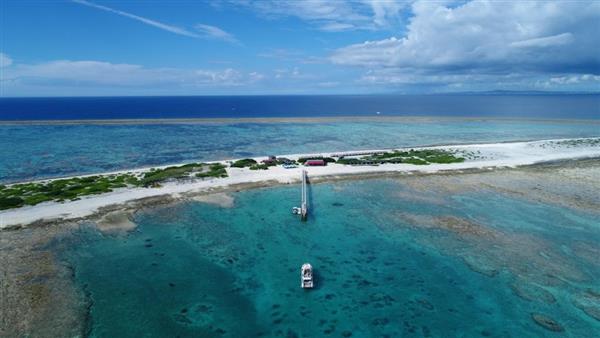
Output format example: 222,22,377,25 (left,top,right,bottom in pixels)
330,0,600,89
248,71,265,81
534,73,600,91
258,48,303,60
548,74,600,85
355,68,571,93
332,1,599,69
73,1,243,45
195,24,239,44
332,37,402,67
2,60,264,88
358,68,477,86
317,81,340,88
272,67,315,80
72,0,199,38
225,0,410,31
510,33,574,49
320,22,356,32
257,49,325,65
367,0,405,27
0,53,13,68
